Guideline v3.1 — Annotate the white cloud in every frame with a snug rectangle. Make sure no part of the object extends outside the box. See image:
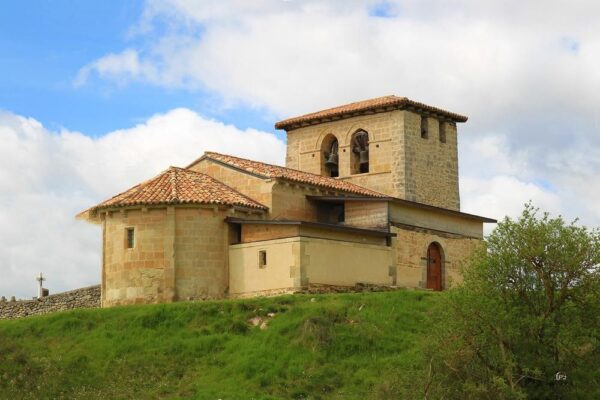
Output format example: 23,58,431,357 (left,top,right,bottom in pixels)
459,134,600,234
75,49,158,87
77,1,600,122
461,175,562,235
0,110,285,298
64,1,600,283
75,1,600,202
